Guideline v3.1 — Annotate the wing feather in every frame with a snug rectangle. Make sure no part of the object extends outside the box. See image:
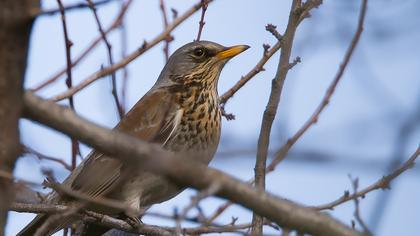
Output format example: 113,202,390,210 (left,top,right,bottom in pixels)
68,89,180,201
